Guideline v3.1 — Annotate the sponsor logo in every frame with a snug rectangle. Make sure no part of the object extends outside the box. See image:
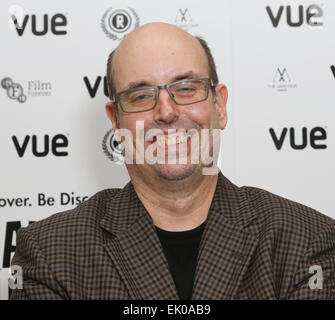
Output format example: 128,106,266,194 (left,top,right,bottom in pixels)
174,8,198,31
83,76,108,98
1,77,52,102
27,80,52,96
267,68,297,92
269,127,327,150
1,77,27,103
11,134,69,157
331,65,335,78
8,6,67,36
266,5,323,28
101,7,140,40
102,129,124,163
